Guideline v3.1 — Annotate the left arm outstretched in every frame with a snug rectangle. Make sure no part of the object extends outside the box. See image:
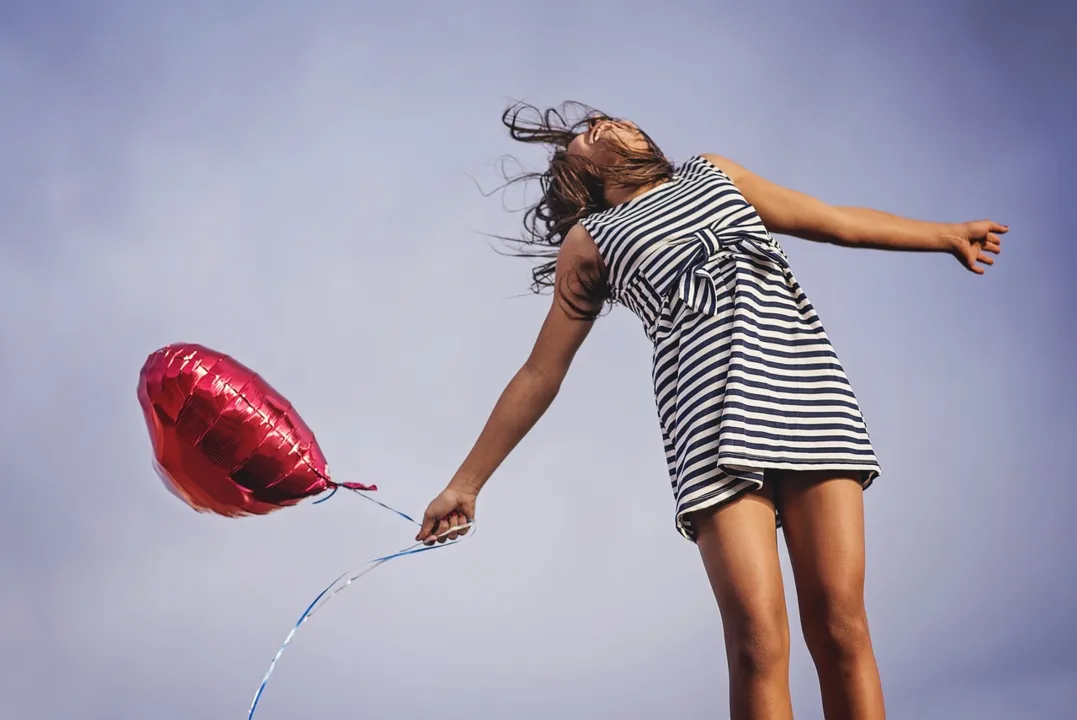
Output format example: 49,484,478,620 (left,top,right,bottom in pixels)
702,153,1007,273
